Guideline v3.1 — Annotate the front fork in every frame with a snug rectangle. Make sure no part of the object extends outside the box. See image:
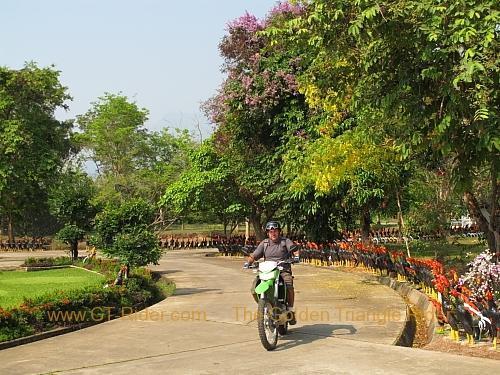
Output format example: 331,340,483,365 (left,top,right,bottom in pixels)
267,278,290,323
254,277,290,323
